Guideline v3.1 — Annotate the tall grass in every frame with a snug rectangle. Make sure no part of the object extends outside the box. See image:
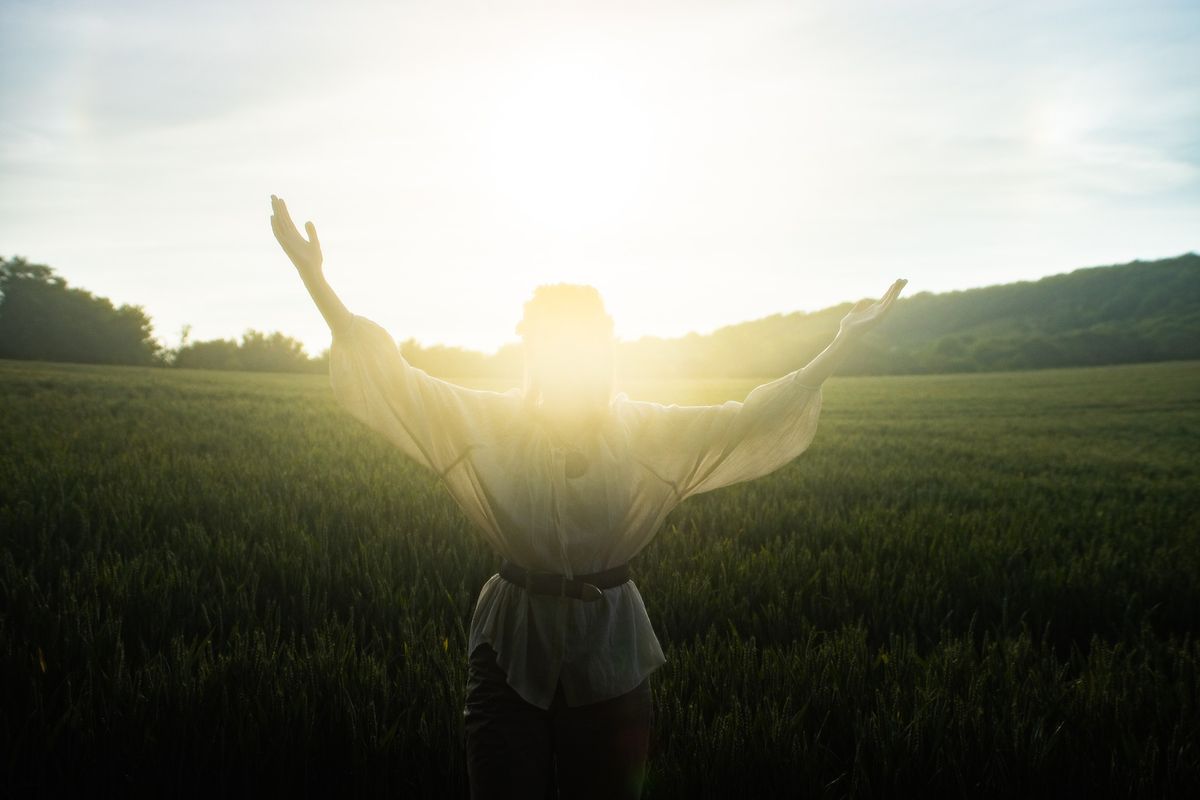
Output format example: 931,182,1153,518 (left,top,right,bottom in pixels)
1,359,1197,797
